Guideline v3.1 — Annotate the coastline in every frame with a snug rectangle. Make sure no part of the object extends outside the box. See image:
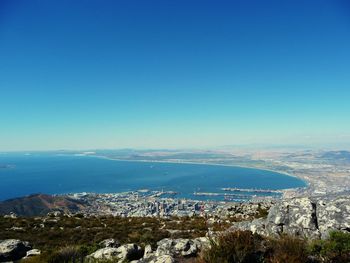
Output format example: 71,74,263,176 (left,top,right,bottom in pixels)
0,153,310,201
83,154,309,194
